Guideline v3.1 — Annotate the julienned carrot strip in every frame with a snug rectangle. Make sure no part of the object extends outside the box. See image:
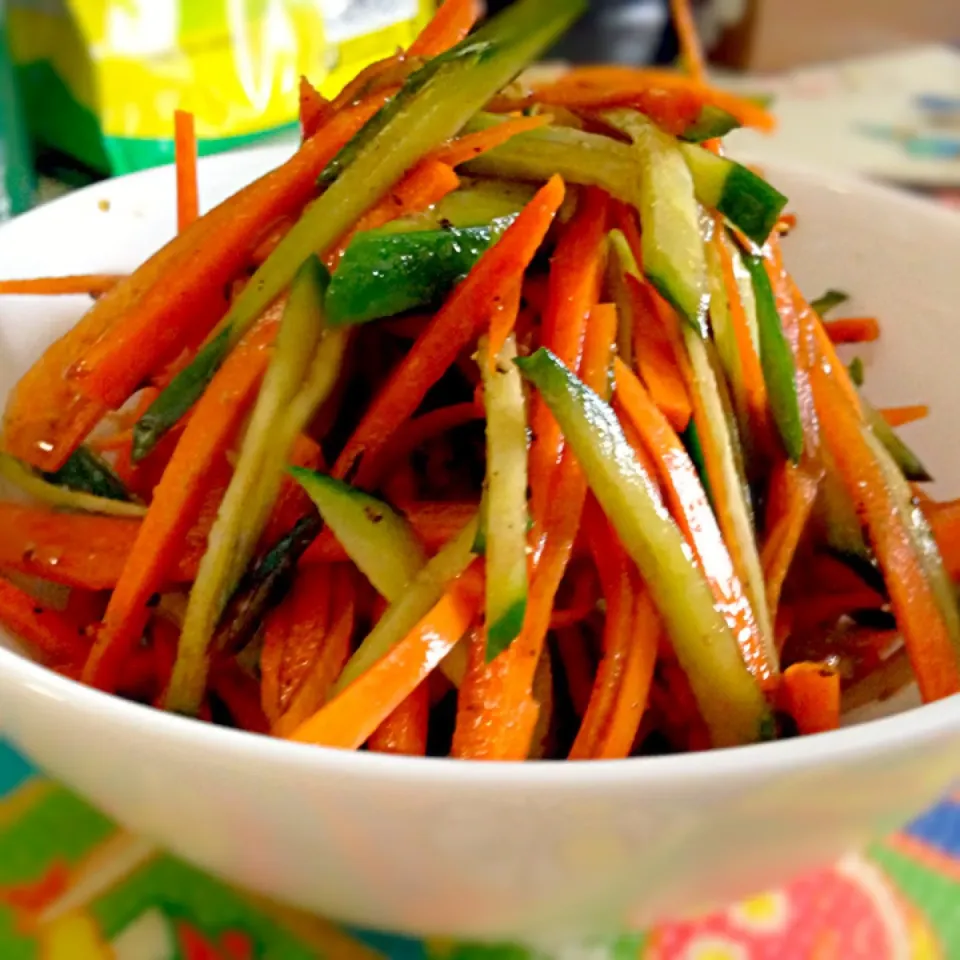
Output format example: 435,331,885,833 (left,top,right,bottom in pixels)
823,317,880,345
570,503,657,760
356,402,484,489
487,282,523,371
333,176,566,482
174,110,199,233
811,360,960,702
273,579,356,738
880,405,929,428
453,295,617,761
209,660,269,734
761,459,820,630
520,67,776,132
0,576,90,668
926,500,960,580
82,308,282,692
528,188,609,521
613,358,774,684
670,0,707,83
330,54,408,113
779,662,840,735
407,0,482,58
367,682,430,755
288,582,477,750
429,114,551,168
0,503,202,591
299,76,333,140
326,159,459,270
0,275,124,297
714,230,770,442
261,564,333,725
67,94,386,412
623,273,691,432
